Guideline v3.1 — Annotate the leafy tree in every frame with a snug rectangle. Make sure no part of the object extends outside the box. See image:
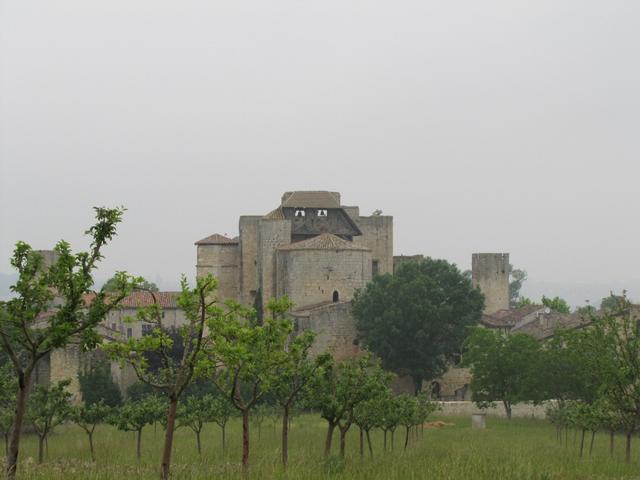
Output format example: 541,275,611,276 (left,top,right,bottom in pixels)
0,364,16,455
70,401,112,461
102,276,158,293
27,380,72,463
509,267,527,308
202,297,293,470
516,297,534,308
271,321,328,467
0,207,139,479
311,355,390,459
379,393,402,451
104,274,220,480
353,259,484,393
462,328,541,419
600,293,625,312
111,396,165,461
541,295,571,314
78,360,122,407
575,304,596,316
177,395,216,456
210,394,234,453
354,394,387,458
396,394,420,450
